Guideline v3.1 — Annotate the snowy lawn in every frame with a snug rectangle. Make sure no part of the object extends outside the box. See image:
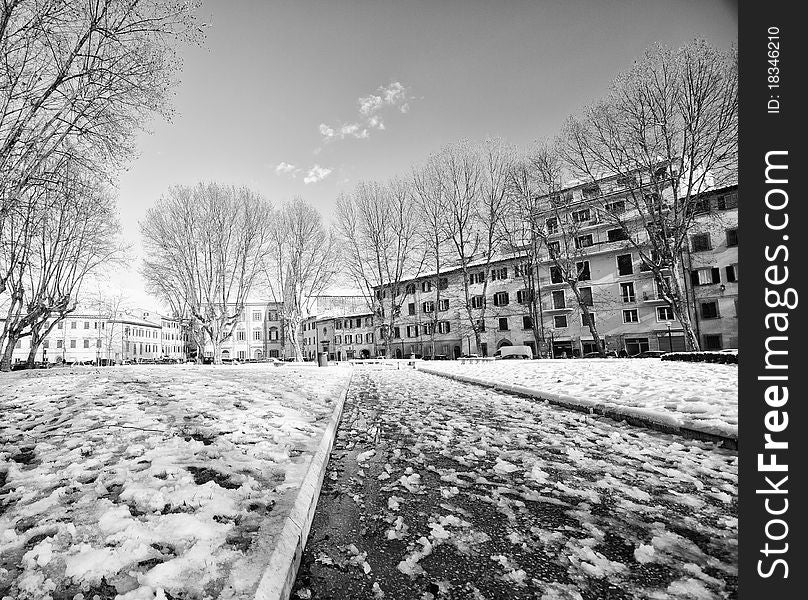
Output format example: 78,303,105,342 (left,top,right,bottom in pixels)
418,359,737,438
0,364,352,600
